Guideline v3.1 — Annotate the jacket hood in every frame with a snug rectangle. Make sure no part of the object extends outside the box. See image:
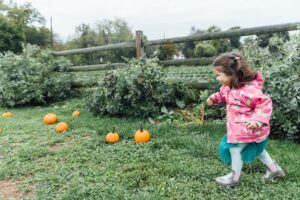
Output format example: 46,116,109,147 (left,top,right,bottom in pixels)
246,71,264,90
